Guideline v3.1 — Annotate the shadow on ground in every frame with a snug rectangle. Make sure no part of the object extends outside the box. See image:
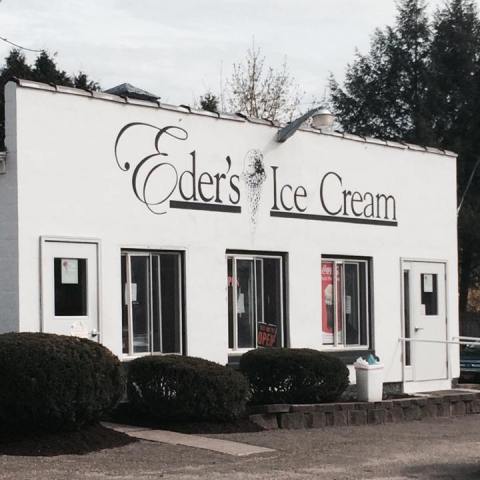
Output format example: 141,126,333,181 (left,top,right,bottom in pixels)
0,424,136,457
401,462,480,480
